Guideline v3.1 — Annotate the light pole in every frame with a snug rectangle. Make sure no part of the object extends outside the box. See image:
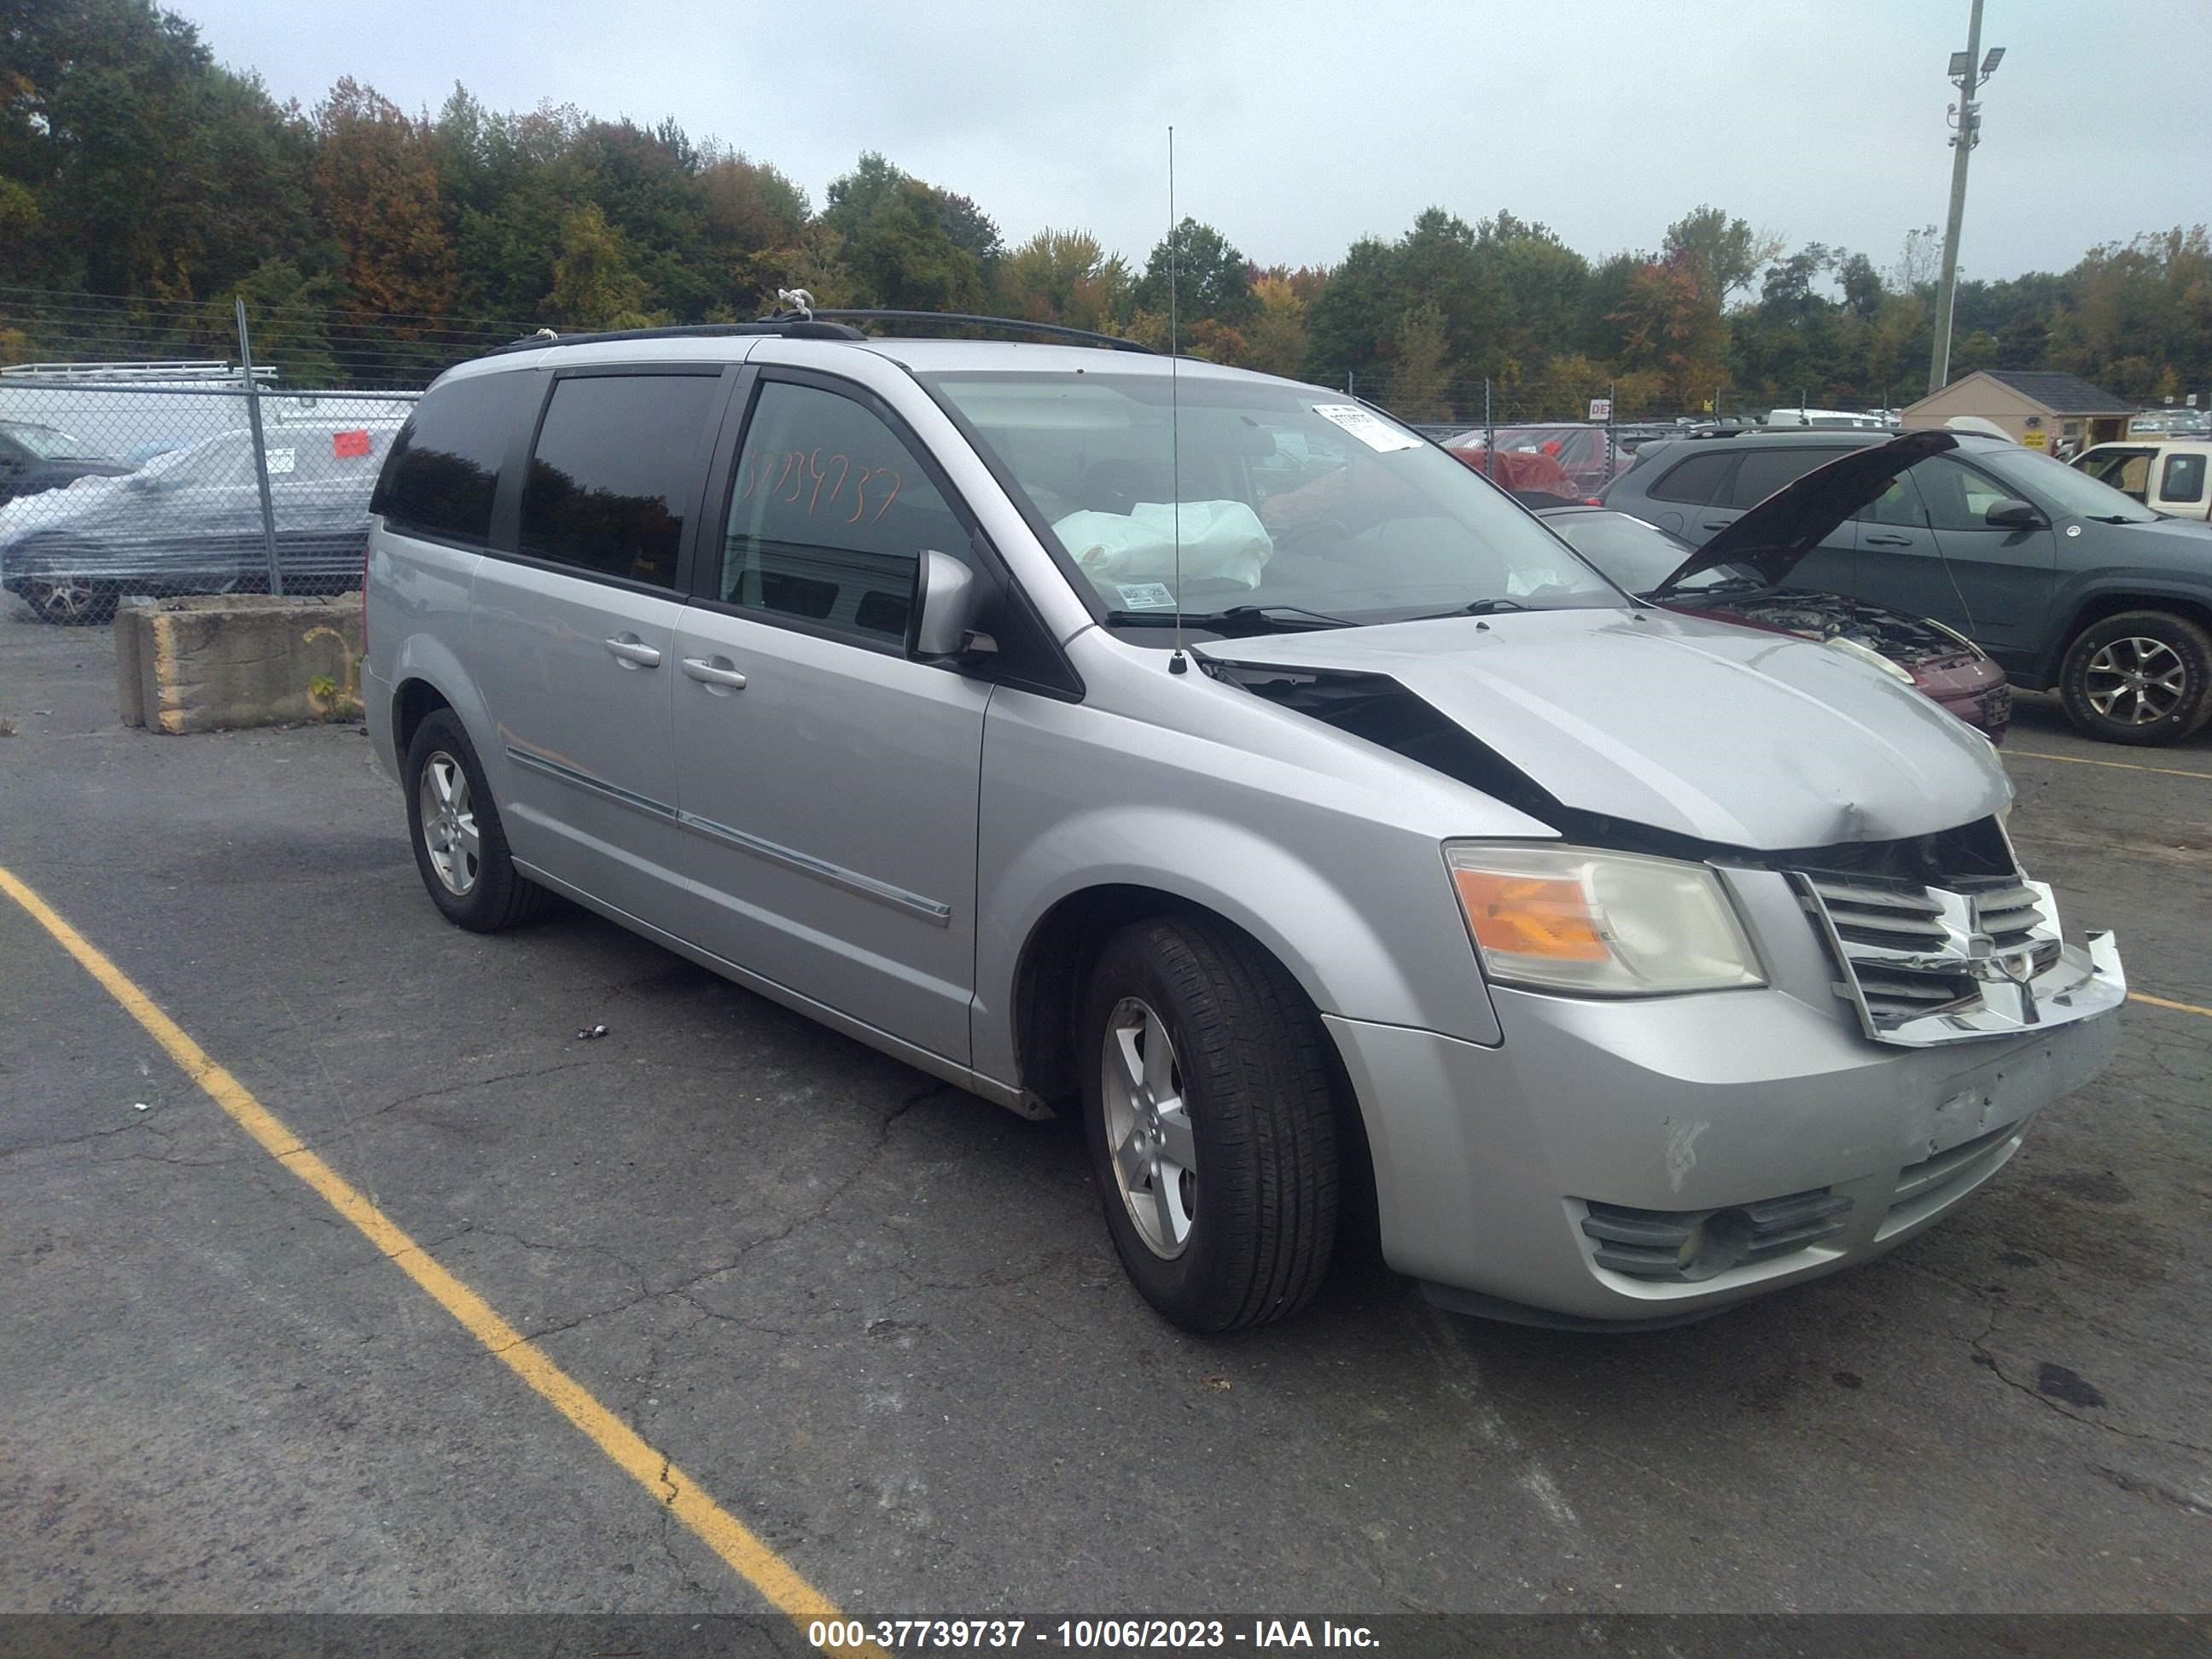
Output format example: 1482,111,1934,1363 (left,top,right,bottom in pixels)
1927,0,2004,396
